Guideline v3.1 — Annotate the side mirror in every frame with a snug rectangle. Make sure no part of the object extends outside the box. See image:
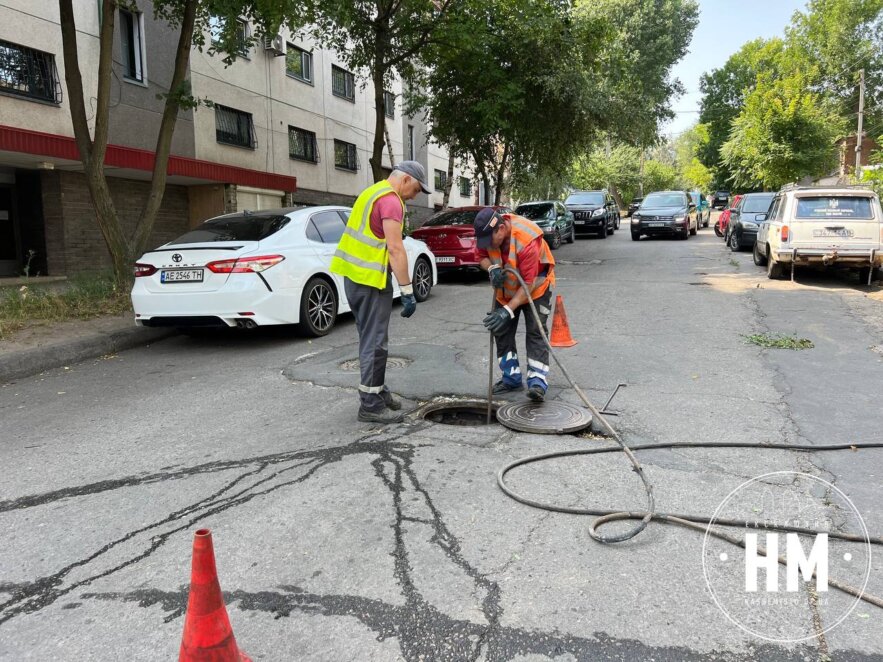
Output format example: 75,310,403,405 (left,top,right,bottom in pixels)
755,213,768,222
